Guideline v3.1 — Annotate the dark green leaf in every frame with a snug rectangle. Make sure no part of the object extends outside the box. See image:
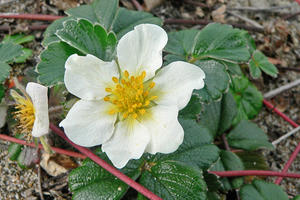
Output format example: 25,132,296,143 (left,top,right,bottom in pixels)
218,92,237,134
240,179,289,200
0,42,22,62
179,94,202,119
292,196,300,200
194,60,230,101
227,120,274,150
56,19,117,61
230,76,263,124
113,8,162,39
0,62,11,83
139,160,207,200
249,50,278,78
165,29,199,57
69,150,142,200
194,23,250,62
66,0,118,30
198,93,237,137
37,42,82,86
223,61,243,76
